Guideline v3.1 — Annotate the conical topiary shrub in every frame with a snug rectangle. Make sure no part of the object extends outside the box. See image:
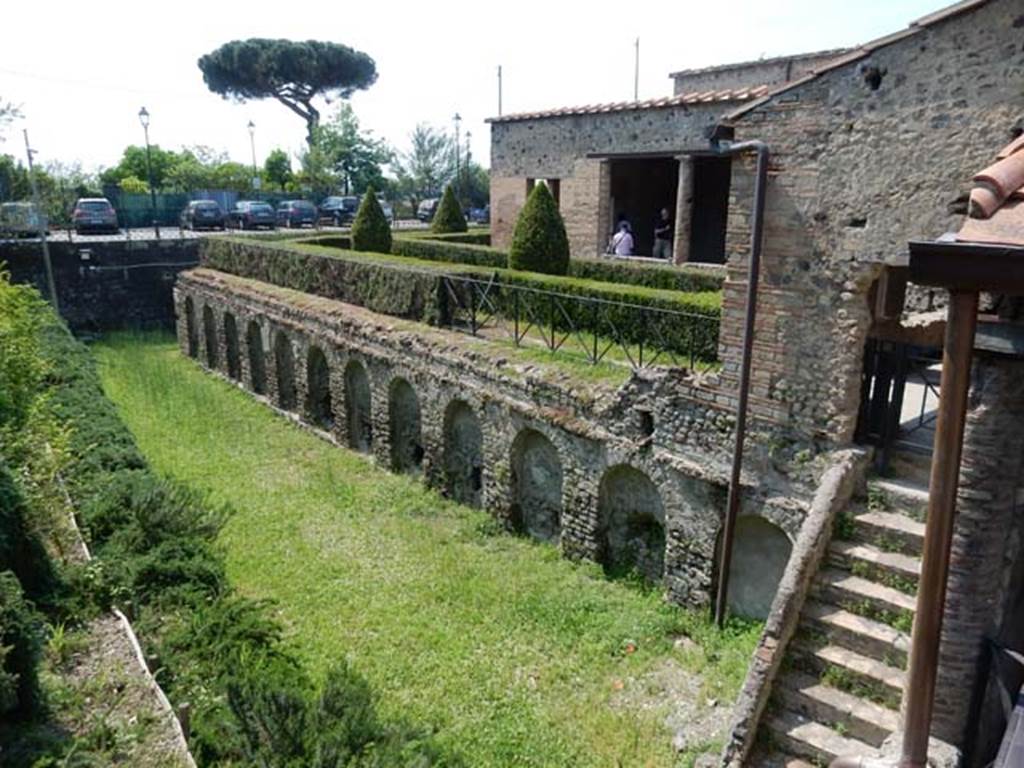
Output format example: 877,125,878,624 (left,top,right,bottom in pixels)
508,182,569,275
351,186,392,253
431,184,467,234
